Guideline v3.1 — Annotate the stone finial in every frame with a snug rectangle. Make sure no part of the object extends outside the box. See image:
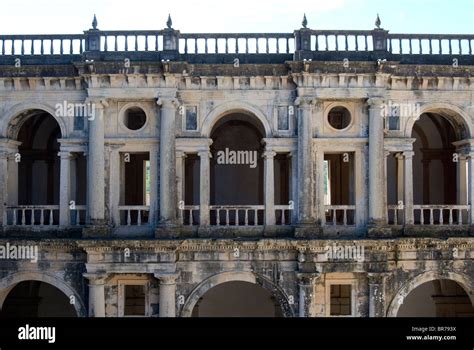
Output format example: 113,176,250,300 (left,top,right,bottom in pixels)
92,14,98,30
375,13,381,29
302,13,308,28
166,14,173,29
